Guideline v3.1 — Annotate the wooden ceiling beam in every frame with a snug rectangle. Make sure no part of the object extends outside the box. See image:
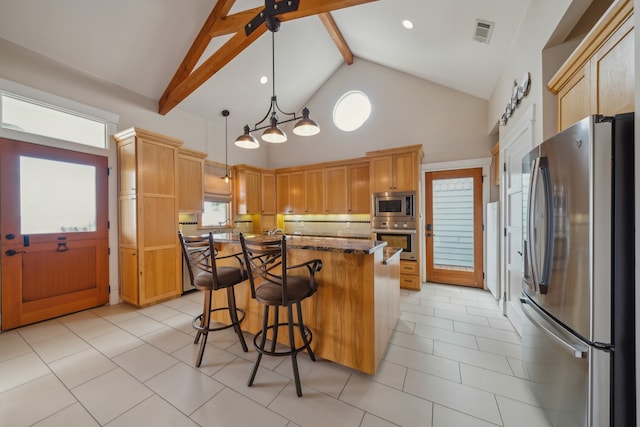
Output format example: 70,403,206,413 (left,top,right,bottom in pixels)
159,0,377,115
318,12,353,65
